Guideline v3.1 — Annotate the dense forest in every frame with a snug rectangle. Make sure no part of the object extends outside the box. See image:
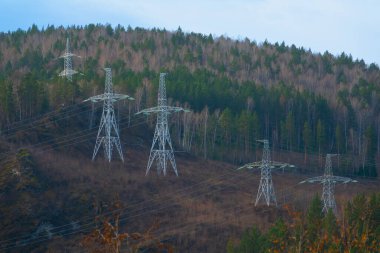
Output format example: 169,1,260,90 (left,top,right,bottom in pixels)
0,24,379,177
0,24,379,253
227,194,380,253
